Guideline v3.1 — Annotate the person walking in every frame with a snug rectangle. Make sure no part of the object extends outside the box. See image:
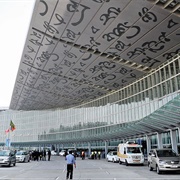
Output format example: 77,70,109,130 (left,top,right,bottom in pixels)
94,151,97,159
65,150,76,179
34,150,39,161
98,151,101,160
81,151,85,160
39,150,43,161
43,149,46,161
48,149,51,161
